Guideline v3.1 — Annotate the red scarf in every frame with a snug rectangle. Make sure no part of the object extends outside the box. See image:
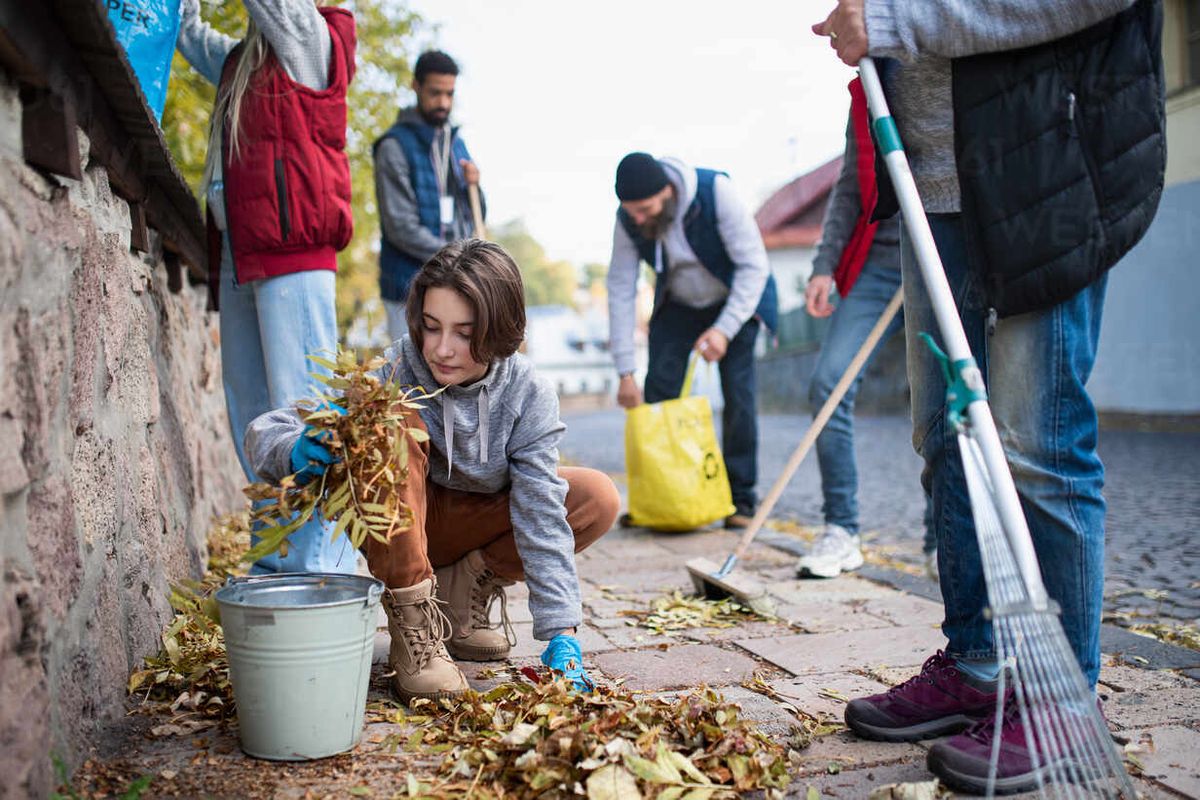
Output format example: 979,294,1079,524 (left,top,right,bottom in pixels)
832,77,879,298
